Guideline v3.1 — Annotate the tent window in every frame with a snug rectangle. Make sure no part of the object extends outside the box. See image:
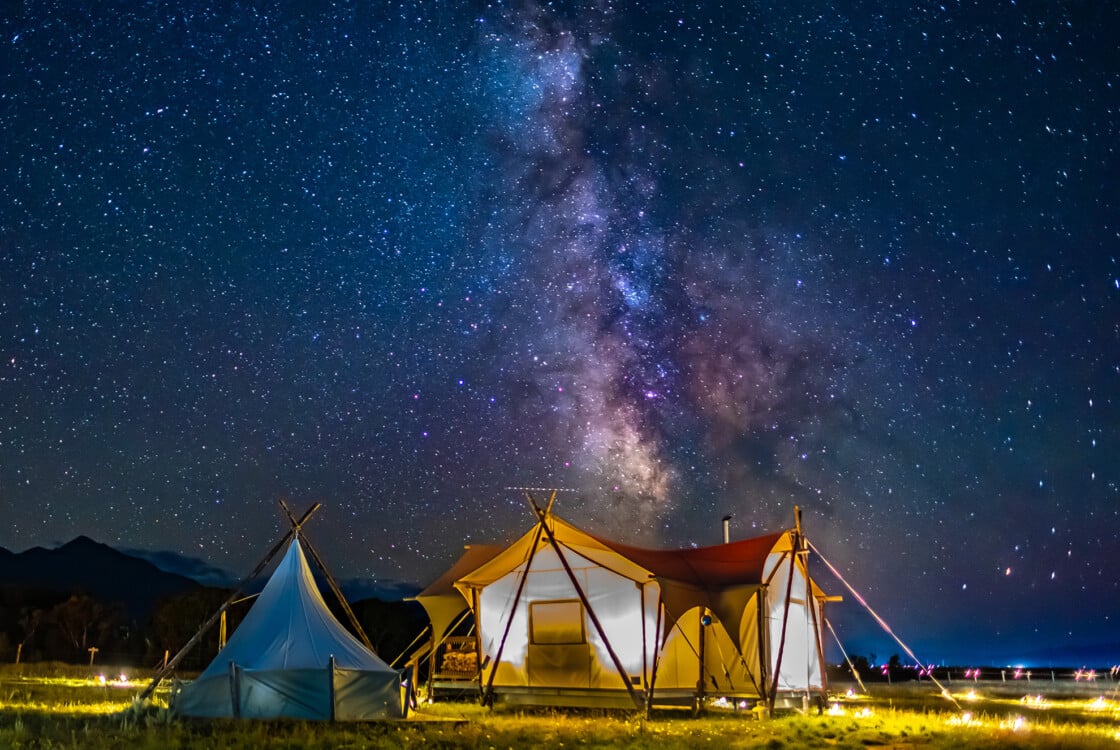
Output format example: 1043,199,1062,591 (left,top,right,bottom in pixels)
529,600,585,645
